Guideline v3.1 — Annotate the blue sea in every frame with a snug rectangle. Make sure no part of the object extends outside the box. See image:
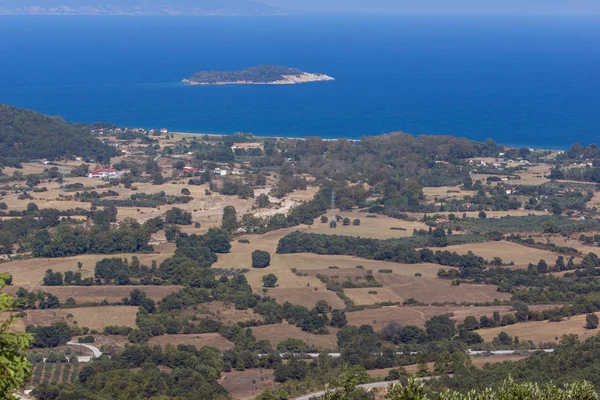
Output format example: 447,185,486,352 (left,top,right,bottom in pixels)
0,15,599,147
